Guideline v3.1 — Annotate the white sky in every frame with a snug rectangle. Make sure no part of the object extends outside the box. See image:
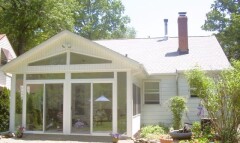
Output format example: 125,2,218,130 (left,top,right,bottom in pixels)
121,0,215,38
